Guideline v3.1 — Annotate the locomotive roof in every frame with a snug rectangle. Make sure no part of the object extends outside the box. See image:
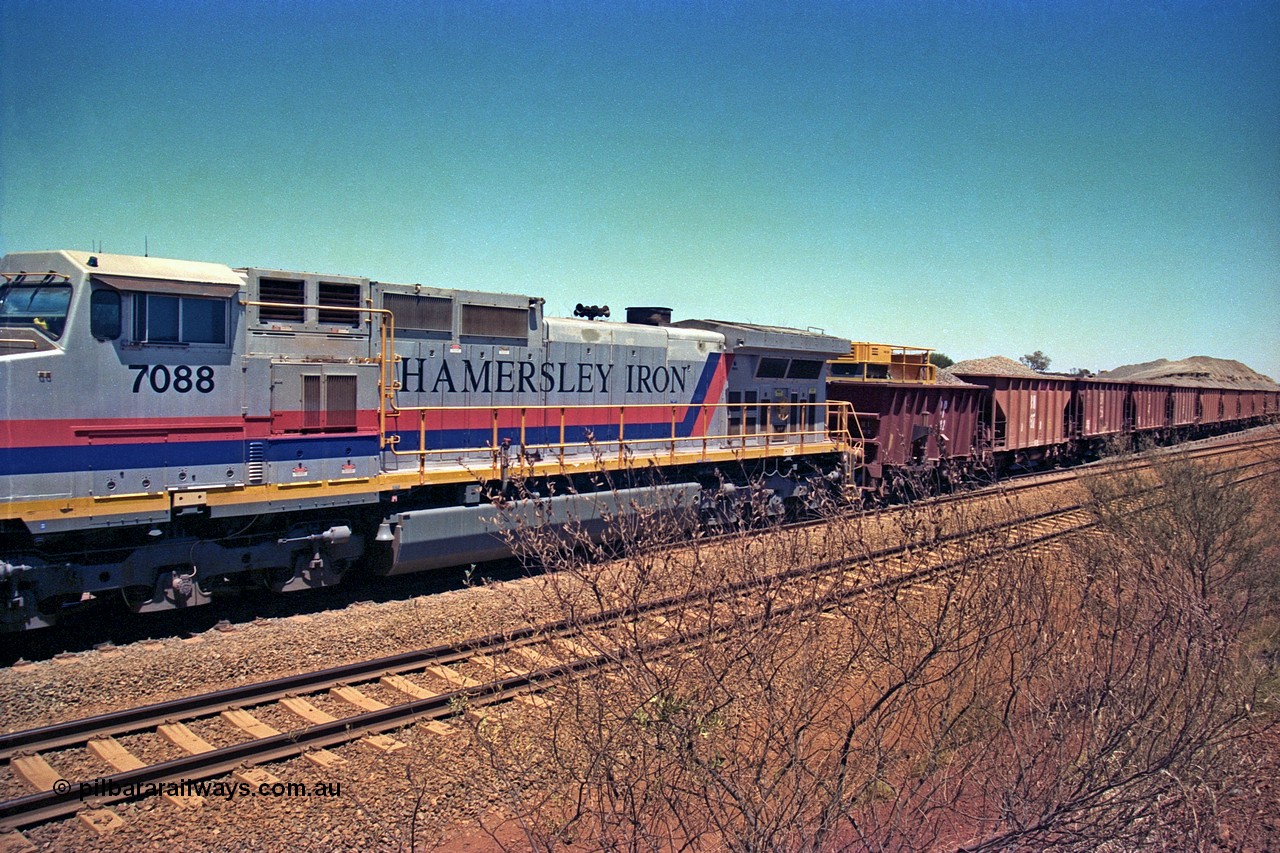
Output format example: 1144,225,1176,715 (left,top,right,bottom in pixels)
672,318,849,356
0,250,245,286
545,315,722,348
